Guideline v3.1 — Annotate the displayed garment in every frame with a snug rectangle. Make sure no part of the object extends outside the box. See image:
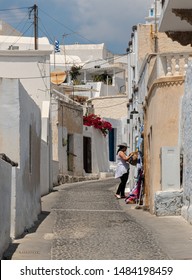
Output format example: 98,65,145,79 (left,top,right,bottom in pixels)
125,168,144,204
